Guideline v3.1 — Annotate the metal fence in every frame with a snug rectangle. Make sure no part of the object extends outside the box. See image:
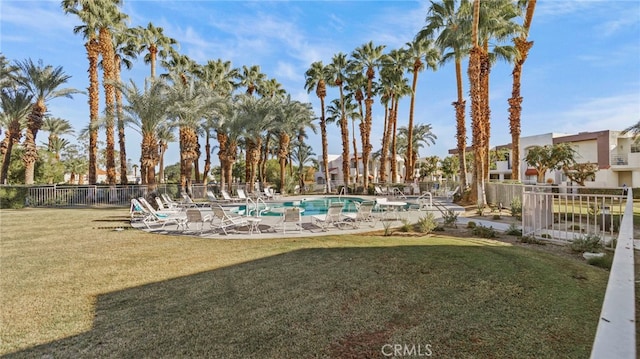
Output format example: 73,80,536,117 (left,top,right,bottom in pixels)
521,185,625,245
